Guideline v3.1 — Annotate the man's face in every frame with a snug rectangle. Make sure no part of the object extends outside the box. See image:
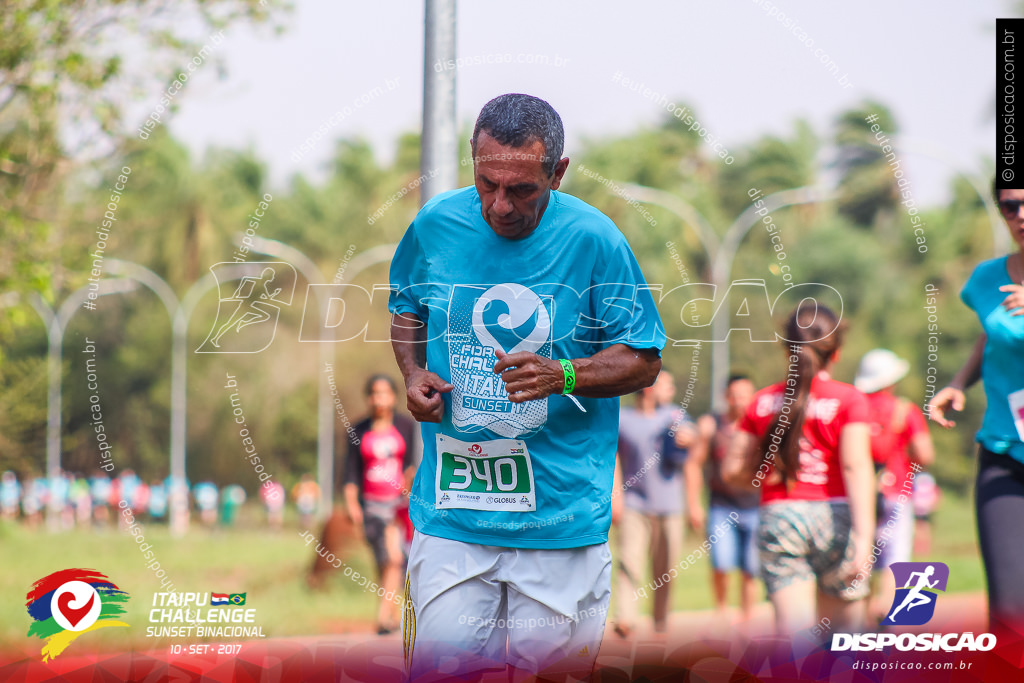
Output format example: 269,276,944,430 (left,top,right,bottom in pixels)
367,380,396,415
726,379,755,414
999,188,1024,252
472,130,569,240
